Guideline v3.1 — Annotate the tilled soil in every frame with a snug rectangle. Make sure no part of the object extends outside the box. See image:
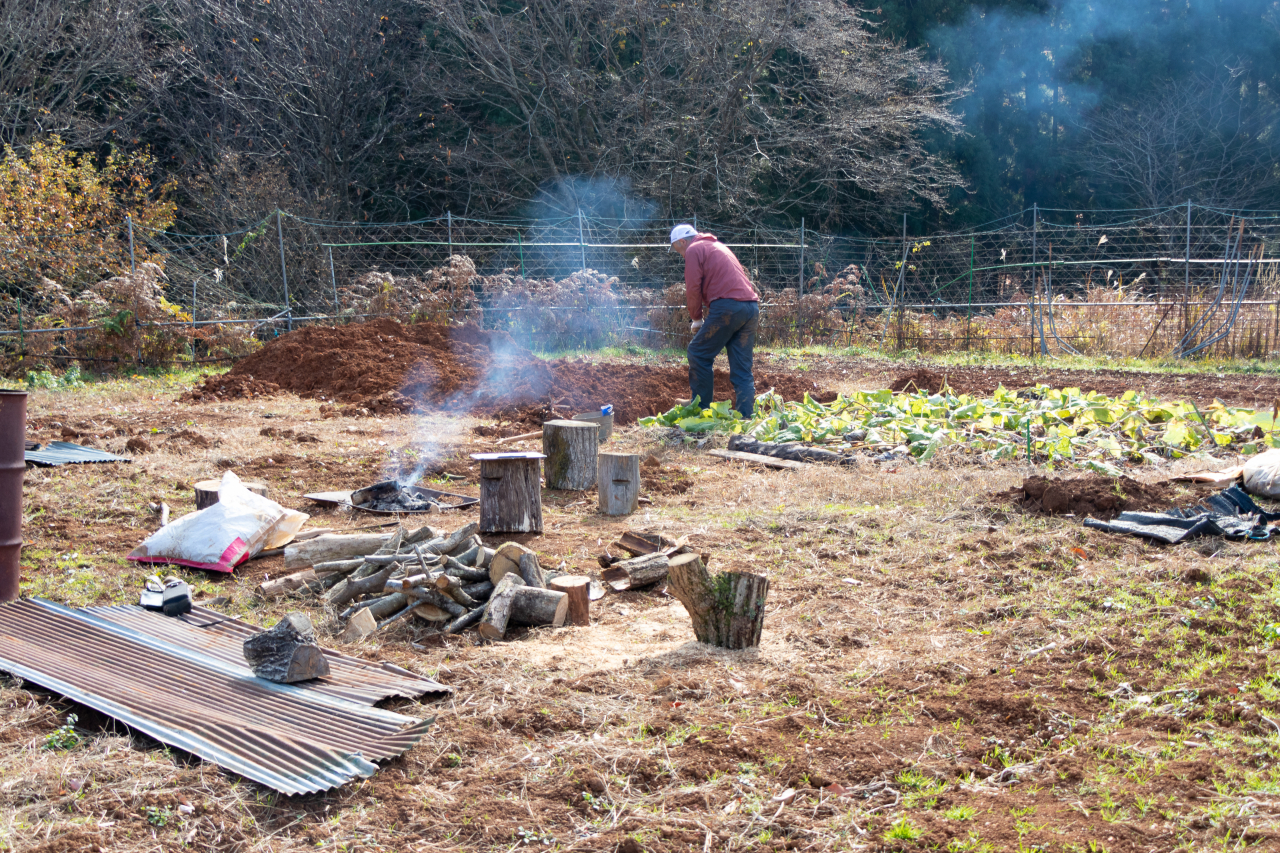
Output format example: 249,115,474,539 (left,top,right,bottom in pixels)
183,319,833,424
1004,473,1185,519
